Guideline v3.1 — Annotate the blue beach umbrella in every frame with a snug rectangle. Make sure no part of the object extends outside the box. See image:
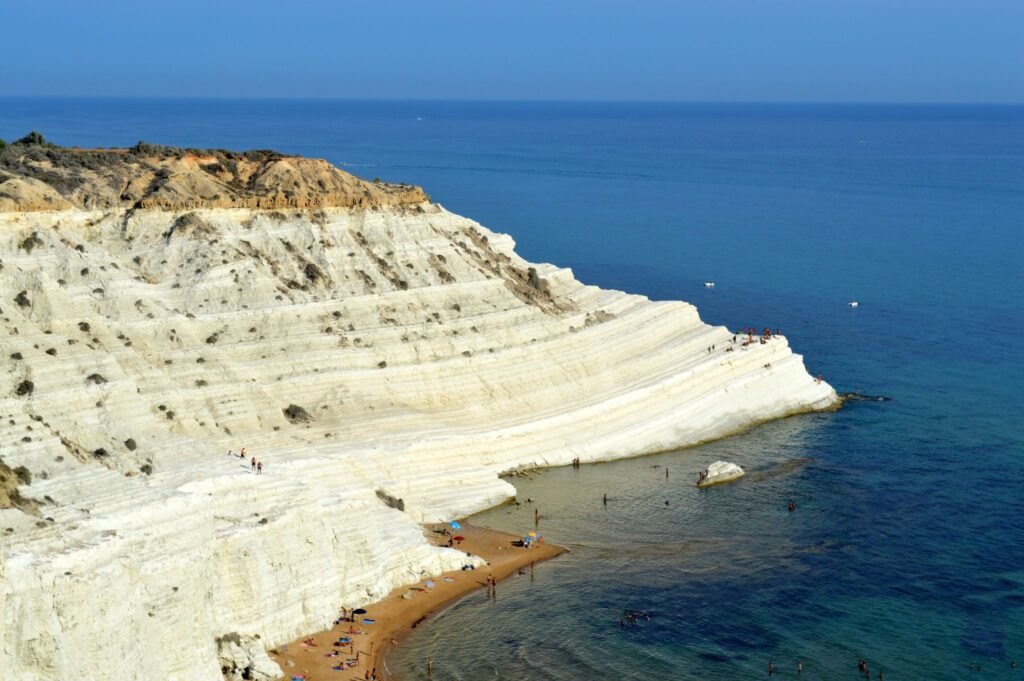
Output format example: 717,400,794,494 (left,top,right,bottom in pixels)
449,521,461,529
